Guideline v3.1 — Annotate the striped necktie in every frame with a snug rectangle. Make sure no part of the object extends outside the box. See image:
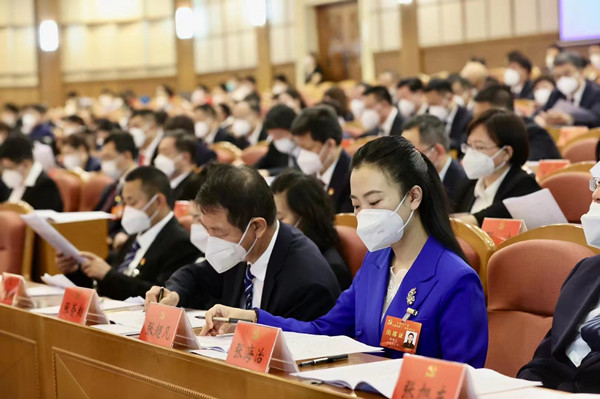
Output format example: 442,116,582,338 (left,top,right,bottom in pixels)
117,240,141,274
581,315,600,352
243,263,255,310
